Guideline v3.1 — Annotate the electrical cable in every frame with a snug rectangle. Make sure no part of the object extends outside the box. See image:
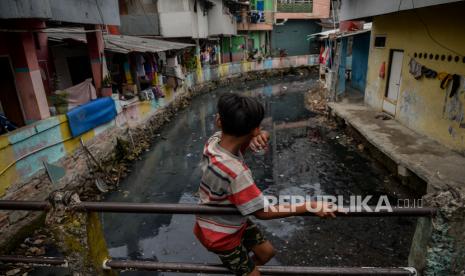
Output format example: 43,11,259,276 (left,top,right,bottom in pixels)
411,0,463,57
0,137,74,177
